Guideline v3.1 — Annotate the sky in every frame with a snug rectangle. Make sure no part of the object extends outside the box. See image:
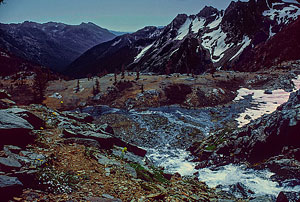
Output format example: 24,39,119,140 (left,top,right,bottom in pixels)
0,0,237,32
